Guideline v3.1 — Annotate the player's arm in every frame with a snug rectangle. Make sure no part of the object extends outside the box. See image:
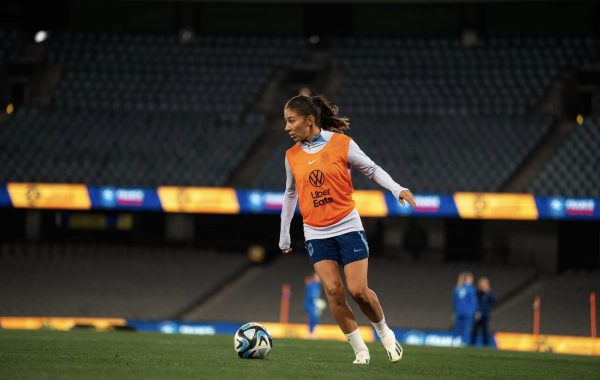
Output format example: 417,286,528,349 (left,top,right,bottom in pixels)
348,140,416,207
280,157,298,253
